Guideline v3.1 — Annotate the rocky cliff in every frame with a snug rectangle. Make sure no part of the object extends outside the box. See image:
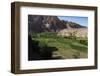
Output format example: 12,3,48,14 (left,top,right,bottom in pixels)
28,15,86,33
